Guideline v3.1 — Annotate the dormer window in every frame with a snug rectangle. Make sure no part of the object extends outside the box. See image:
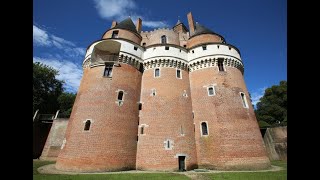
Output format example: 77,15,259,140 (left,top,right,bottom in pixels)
112,30,119,38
